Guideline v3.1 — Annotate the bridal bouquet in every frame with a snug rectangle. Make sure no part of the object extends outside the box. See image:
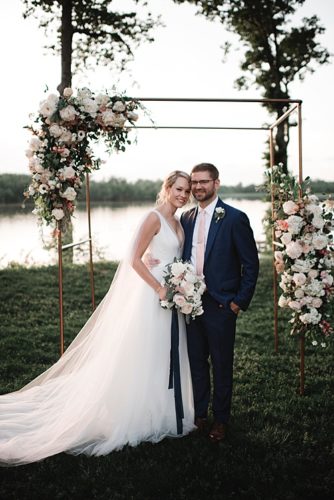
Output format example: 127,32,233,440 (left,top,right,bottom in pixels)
160,258,206,320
